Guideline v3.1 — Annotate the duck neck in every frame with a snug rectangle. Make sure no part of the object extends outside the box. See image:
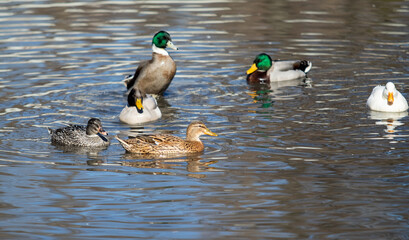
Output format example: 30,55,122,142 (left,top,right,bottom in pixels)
186,132,201,142
247,70,268,83
152,44,169,56
186,134,204,152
